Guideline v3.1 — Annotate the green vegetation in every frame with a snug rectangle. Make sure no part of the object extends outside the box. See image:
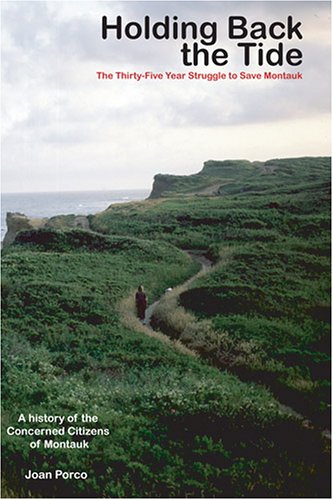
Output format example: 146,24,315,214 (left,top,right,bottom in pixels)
148,157,329,198
179,241,330,423
91,157,331,427
2,156,331,497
